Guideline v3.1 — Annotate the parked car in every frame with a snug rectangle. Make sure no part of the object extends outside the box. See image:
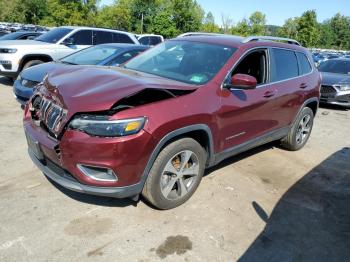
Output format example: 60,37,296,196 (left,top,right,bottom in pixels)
24,35,320,209
137,34,164,46
0,31,43,41
318,58,350,107
0,31,8,37
13,43,149,105
0,26,140,79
